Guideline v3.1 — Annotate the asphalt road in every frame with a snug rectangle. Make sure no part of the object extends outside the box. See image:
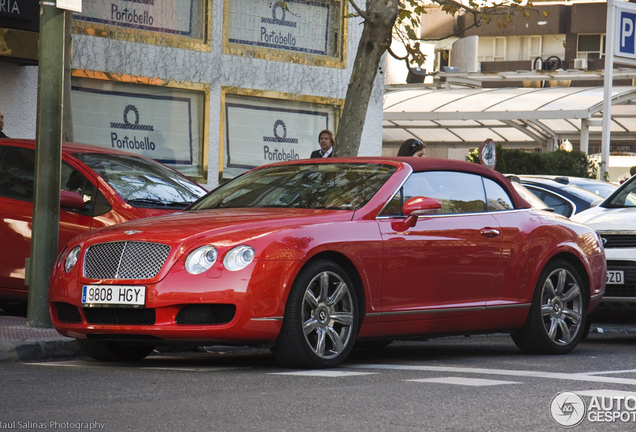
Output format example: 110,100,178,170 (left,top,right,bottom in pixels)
2,330,636,432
